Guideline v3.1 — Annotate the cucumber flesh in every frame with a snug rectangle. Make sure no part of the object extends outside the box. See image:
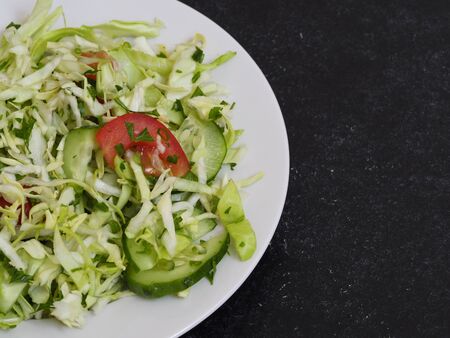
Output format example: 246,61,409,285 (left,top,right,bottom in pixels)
190,218,216,240
124,237,158,271
178,115,226,181
126,231,229,298
124,234,192,272
63,127,98,181
188,208,217,240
